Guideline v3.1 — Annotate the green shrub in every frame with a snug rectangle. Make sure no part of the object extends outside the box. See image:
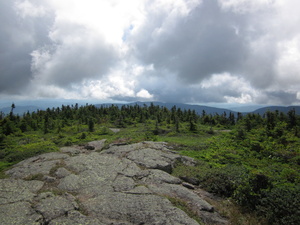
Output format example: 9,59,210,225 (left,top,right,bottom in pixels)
257,185,300,225
233,173,272,210
0,161,11,172
200,165,248,197
5,141,58,163
64,140,73,146
144,131,157,141
0,134,6,143
79,132,87,139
